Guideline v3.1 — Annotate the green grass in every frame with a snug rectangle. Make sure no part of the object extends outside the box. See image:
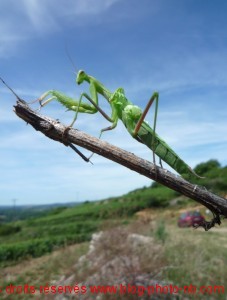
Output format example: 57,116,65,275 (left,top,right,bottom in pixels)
0,243,89,300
